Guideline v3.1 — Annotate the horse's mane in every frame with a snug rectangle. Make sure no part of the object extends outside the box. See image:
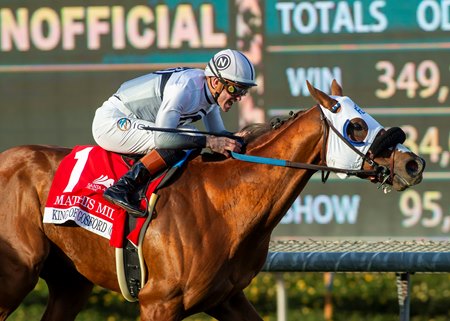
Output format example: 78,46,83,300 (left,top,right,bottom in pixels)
236,110,305,144
236,123,272,144
199,110,305,162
